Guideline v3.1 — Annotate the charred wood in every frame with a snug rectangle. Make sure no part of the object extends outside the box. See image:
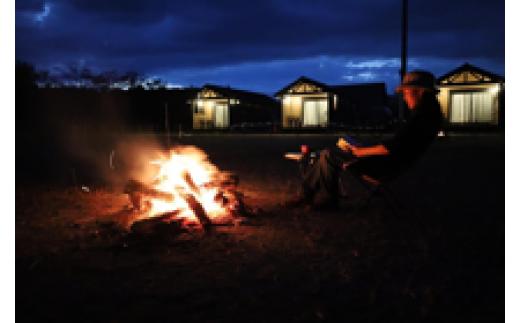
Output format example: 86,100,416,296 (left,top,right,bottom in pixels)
182,171,200,195
183,194,212,231
130,211,183,237
124,179,173,210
